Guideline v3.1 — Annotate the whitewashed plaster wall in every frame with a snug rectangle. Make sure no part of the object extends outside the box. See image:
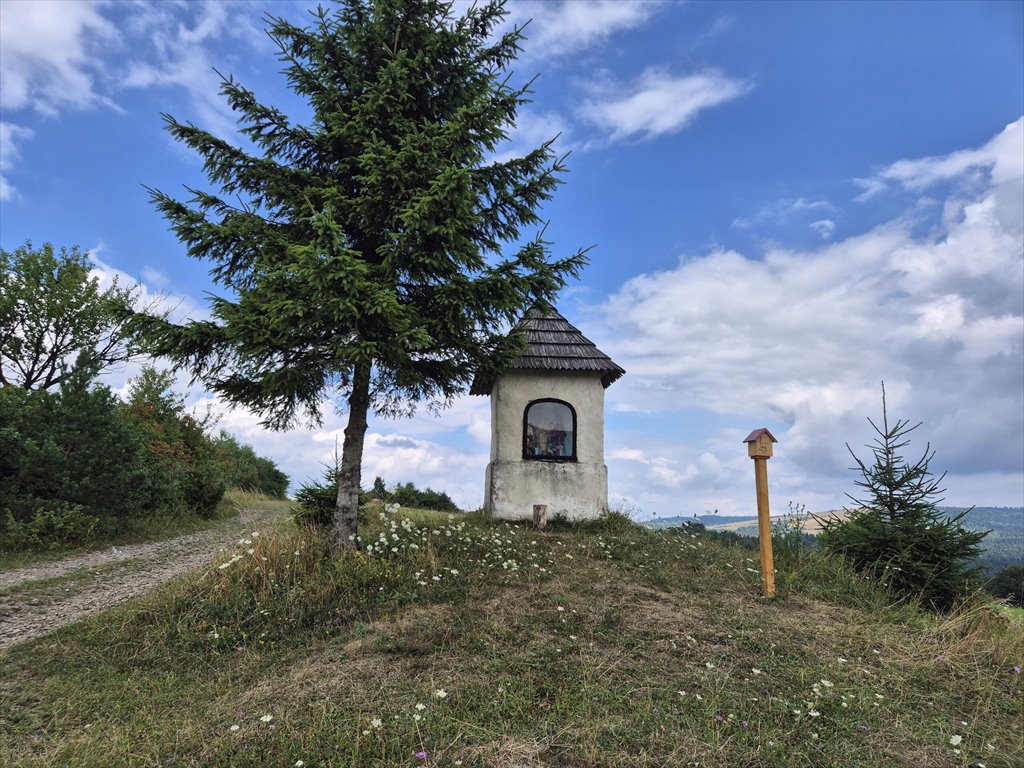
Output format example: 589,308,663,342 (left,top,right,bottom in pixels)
484,370,608,521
